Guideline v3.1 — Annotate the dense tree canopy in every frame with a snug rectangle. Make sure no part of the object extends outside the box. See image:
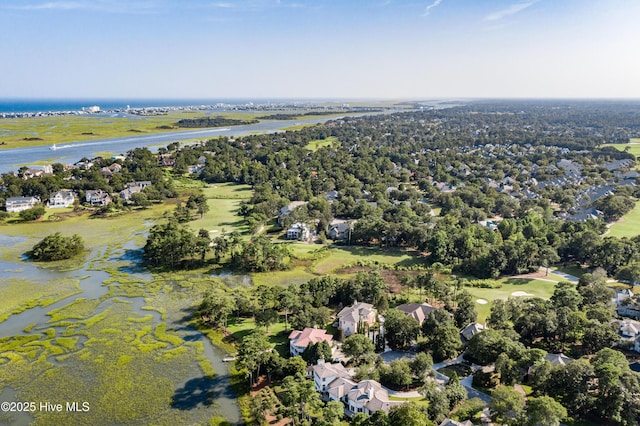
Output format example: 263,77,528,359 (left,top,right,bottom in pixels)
28,232,85,261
